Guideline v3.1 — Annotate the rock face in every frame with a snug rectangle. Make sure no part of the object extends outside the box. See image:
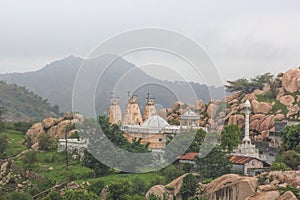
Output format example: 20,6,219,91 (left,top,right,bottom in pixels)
207,103,219,118
146,174,191,200
25,113,84,149
282,68,300,93
228,114,245,128
279,95,295,106
277,191,298,200
204,174,258,200
251,100,272,114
